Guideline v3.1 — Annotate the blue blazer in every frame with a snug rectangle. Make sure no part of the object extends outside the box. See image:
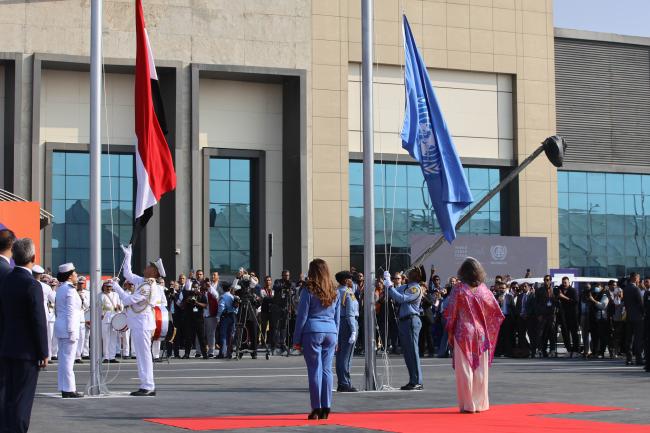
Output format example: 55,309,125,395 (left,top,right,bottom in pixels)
293,288,340,344
0,267,48,361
